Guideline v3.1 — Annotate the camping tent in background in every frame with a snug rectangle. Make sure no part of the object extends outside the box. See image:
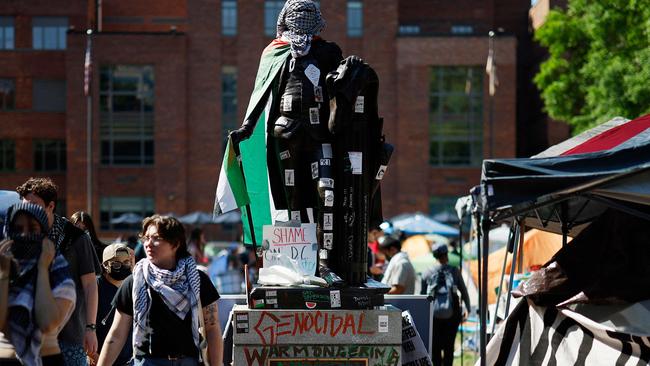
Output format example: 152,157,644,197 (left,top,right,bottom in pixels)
469,229,566,304
475,114,650,364
401,235,450,274
387,212,457,236
465,224,511,259
213,210,241,224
